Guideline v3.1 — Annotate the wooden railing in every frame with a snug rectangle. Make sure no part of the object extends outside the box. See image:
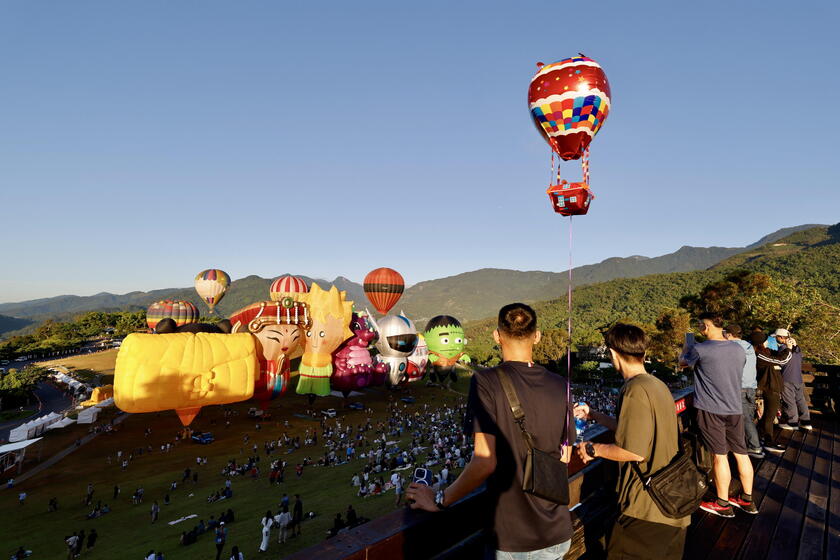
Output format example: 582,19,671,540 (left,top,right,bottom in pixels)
286,388,696,560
